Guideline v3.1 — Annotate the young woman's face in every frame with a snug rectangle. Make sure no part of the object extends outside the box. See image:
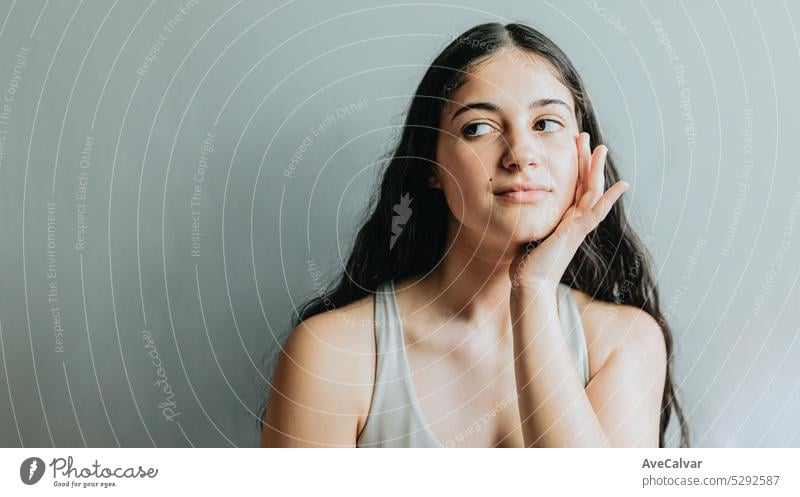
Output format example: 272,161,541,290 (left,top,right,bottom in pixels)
433,48,581,248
